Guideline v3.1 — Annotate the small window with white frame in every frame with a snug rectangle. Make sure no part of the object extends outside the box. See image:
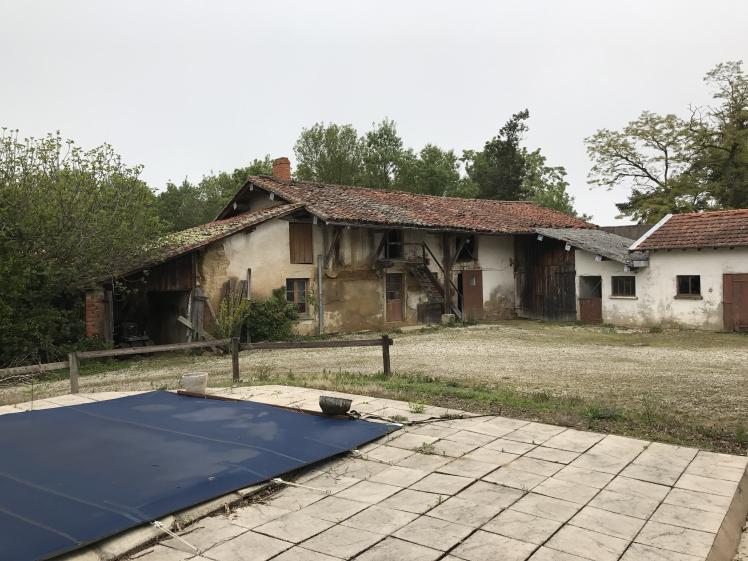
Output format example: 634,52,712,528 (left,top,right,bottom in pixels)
611,276,636,297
